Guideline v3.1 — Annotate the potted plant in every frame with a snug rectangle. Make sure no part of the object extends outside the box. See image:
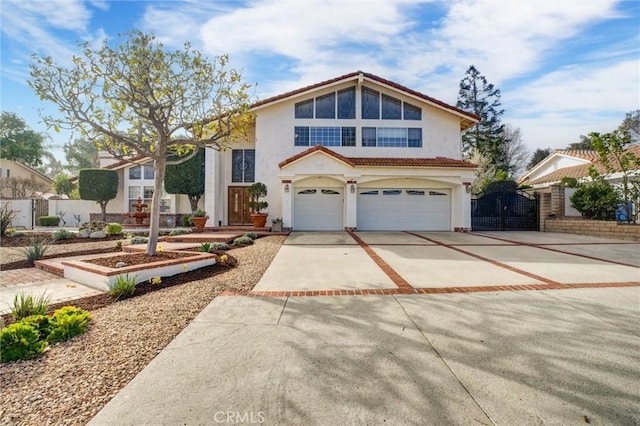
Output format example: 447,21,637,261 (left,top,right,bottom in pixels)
192,209,208,230
247,182,269,228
